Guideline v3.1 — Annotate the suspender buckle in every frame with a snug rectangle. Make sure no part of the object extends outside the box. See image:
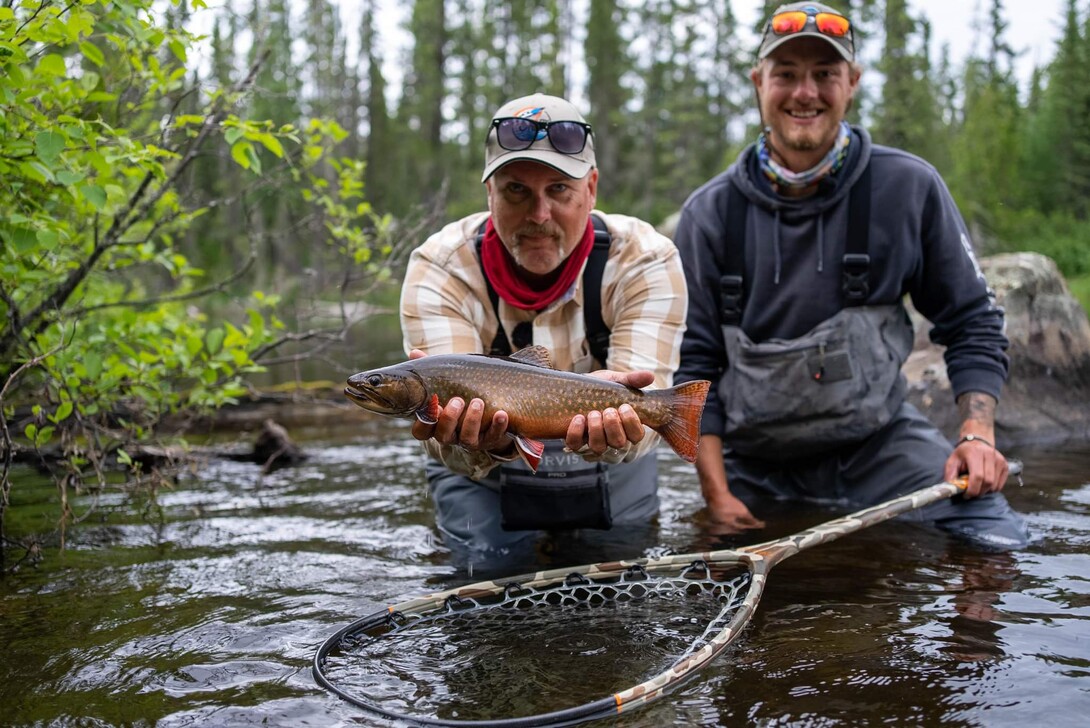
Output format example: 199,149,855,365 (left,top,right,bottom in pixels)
720,275,744,323
841,253,870,302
